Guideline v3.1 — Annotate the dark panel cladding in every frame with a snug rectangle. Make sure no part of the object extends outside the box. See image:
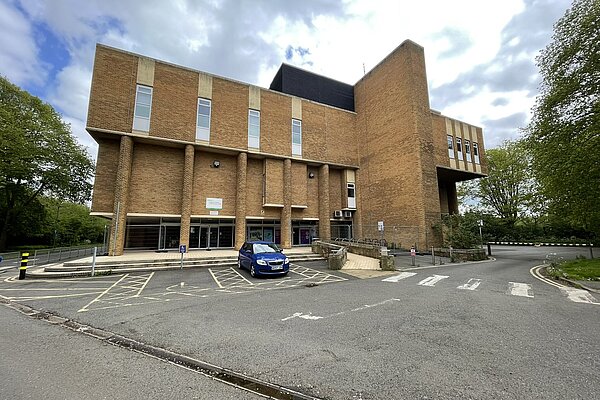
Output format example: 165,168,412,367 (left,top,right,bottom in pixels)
269,64,355,112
